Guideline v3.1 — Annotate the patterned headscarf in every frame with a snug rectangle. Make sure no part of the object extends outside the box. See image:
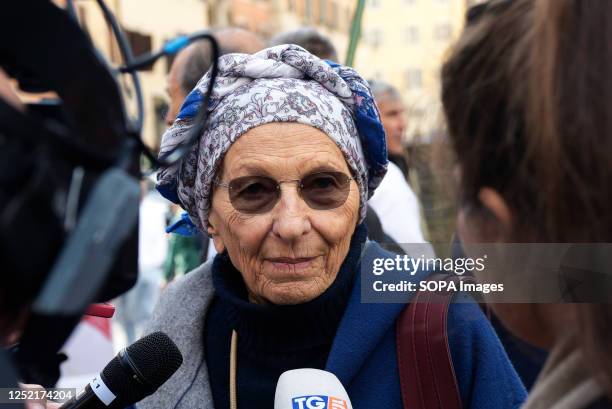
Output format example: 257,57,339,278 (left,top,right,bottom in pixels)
157,44,387,232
